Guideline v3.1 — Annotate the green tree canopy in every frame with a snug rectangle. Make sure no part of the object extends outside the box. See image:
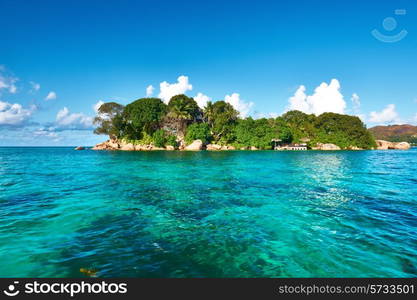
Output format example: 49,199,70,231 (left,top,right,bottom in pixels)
281,110,317,142
313,112,376,149
234,117,293,149
164,94,201,138
93,96,376,149
185,123,211,144
274,117,293,143
123,98,167,139
204,100,238,143
93,102,125,139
